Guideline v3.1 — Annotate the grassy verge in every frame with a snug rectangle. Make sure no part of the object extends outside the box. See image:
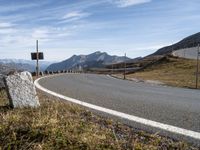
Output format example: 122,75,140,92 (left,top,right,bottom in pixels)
119,56,200,89
0,89,198,149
